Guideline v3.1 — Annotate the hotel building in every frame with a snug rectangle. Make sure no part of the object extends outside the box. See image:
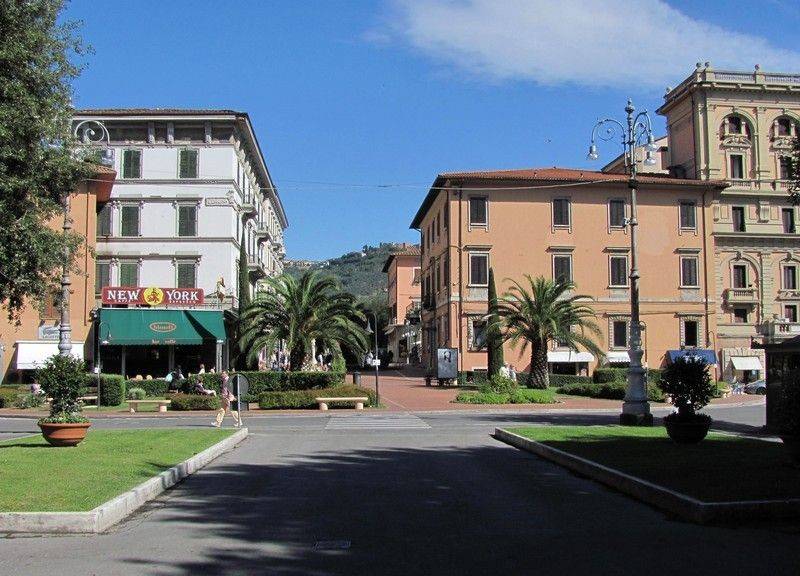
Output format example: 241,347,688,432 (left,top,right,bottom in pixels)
382,245,422,365
72,109,288,377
